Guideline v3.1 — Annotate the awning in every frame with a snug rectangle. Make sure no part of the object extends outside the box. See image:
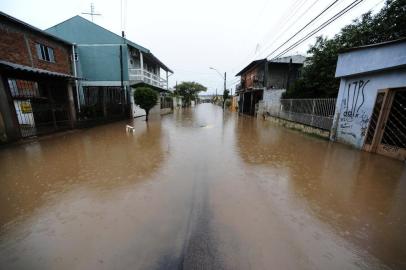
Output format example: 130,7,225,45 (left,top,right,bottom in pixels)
0,60,78,79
